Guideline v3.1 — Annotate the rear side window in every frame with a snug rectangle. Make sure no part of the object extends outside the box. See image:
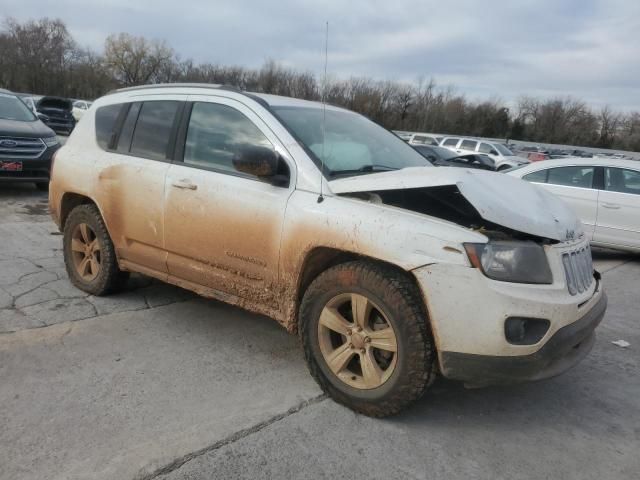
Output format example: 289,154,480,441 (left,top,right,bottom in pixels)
605,168,640,195
460,139,478,151
547,166,595,188
130,101,180,161
95,104,124,150
117,103,142,153
523,169,548,183
183,102,273,176
442,138,459,147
